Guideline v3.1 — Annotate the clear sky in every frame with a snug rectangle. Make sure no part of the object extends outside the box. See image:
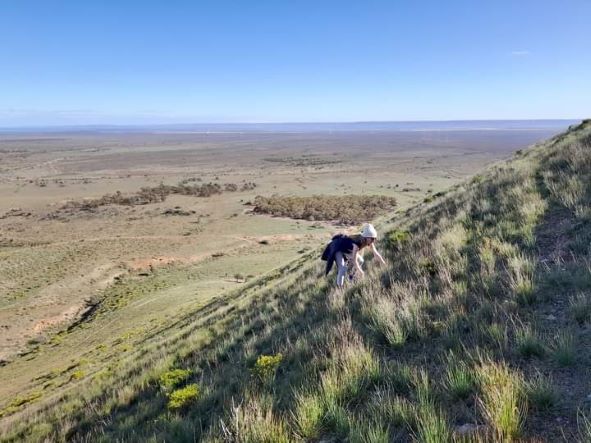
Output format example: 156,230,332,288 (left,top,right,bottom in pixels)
1,0,589,126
